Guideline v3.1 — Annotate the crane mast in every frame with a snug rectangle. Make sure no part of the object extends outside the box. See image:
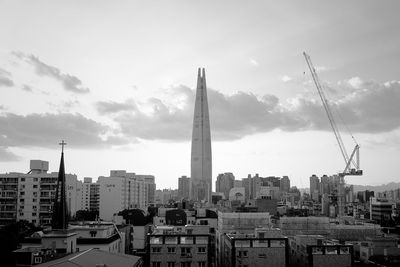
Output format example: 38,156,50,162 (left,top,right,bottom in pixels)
303,52,362,177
